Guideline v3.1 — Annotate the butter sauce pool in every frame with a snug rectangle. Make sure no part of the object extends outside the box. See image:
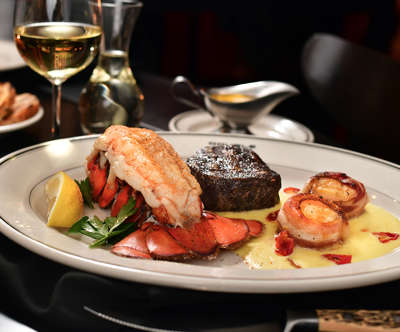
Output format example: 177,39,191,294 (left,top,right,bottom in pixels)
219,192,400,270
